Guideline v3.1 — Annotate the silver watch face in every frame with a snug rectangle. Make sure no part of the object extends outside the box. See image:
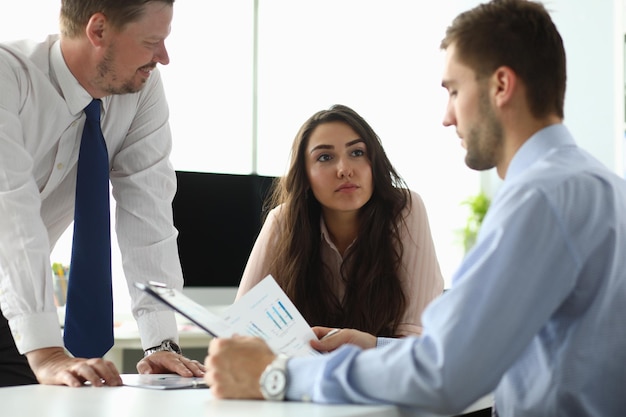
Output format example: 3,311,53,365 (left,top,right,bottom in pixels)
163,340,181,354
263,369,287,397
